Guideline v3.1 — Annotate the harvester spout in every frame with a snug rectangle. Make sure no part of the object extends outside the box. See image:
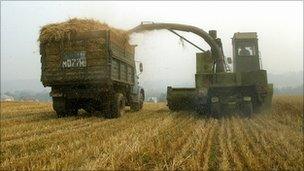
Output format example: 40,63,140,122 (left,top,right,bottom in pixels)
128,22,226,73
